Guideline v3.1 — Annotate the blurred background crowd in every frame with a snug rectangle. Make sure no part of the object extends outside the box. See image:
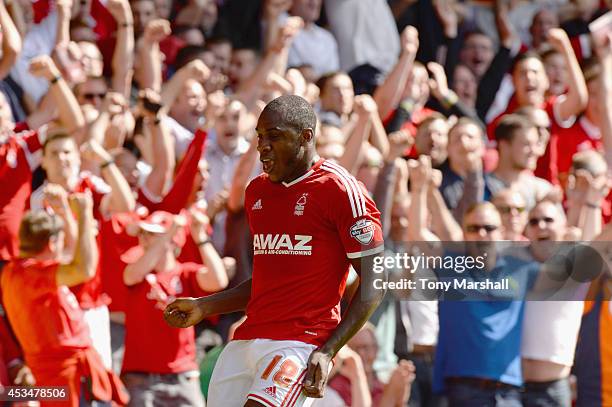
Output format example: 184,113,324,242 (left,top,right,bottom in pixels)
0,0,611,406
